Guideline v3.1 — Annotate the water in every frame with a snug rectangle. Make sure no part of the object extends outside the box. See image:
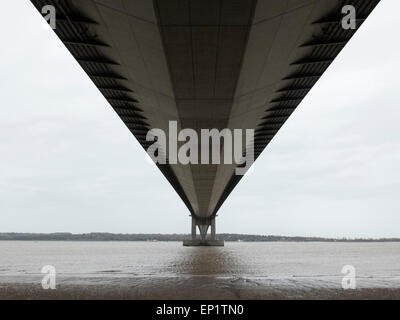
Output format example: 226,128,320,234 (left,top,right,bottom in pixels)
1,241,400,298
